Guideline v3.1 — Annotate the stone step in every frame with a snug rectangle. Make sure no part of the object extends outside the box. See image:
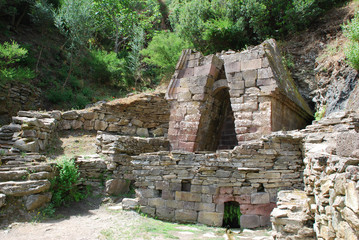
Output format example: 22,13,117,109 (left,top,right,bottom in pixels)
0,180,51,197
0,170,28,181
